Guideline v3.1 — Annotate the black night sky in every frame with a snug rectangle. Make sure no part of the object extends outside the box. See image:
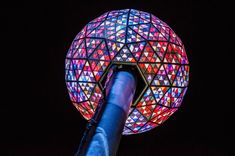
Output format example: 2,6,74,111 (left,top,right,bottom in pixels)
1,0,234,155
